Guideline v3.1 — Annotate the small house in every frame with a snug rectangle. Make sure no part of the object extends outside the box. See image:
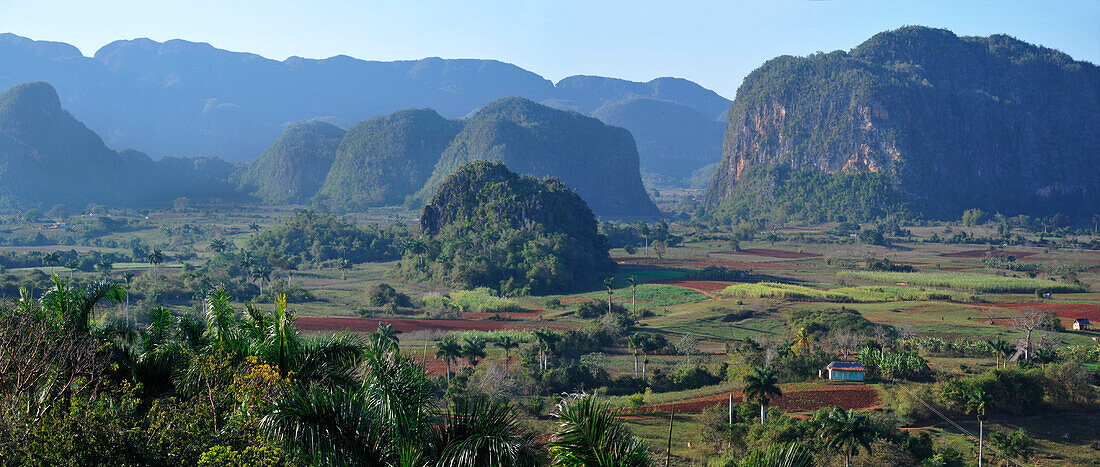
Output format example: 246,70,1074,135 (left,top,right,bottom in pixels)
1073,318,1091,331
826,361,865,382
